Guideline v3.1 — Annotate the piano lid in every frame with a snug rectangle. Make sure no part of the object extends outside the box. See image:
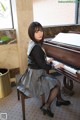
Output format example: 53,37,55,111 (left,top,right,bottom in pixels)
51,33,80,48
